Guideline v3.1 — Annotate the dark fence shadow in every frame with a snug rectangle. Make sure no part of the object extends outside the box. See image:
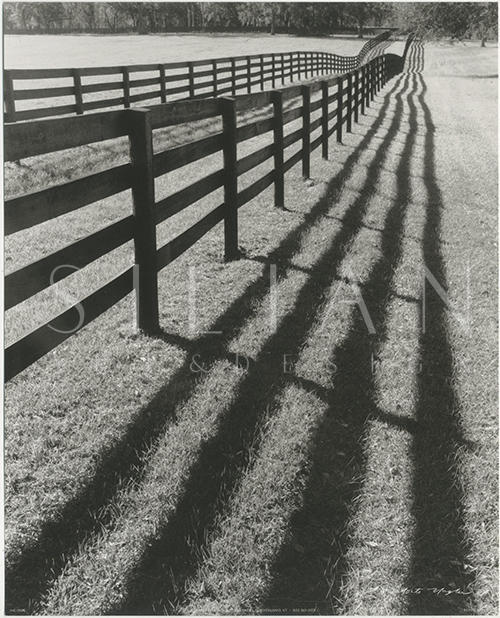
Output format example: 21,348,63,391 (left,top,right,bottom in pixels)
5,75,405,614
111,73,410,615
261,72,418,615
405,73,474,616
406,39,425,74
